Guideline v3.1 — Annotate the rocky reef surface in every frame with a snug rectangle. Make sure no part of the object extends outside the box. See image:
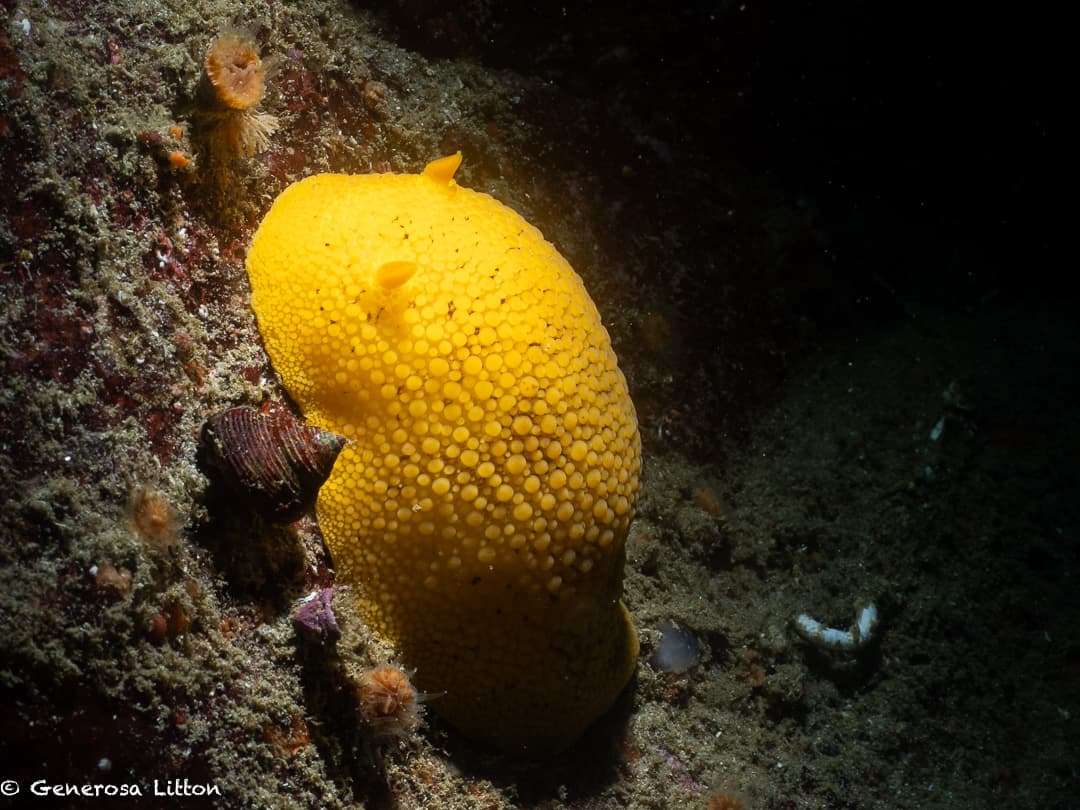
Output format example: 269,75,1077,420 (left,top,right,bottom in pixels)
1,1,1075,808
